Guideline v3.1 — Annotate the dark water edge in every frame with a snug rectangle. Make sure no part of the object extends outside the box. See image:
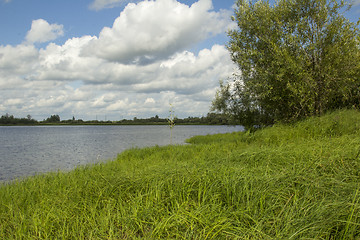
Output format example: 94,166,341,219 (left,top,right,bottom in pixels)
0,125,243,182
